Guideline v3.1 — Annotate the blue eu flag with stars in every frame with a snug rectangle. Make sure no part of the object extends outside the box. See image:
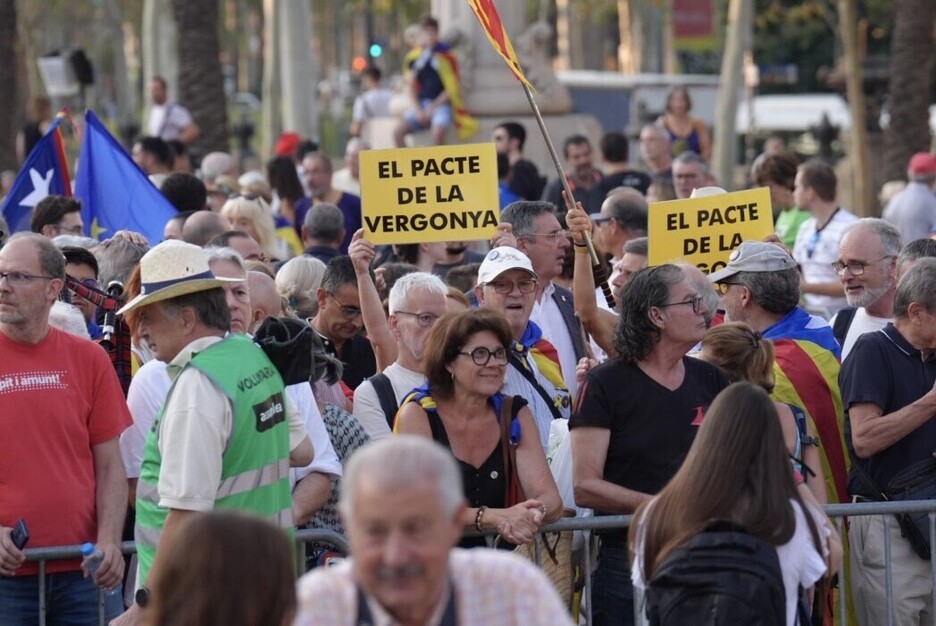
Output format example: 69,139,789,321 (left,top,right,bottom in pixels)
74,110,177,243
